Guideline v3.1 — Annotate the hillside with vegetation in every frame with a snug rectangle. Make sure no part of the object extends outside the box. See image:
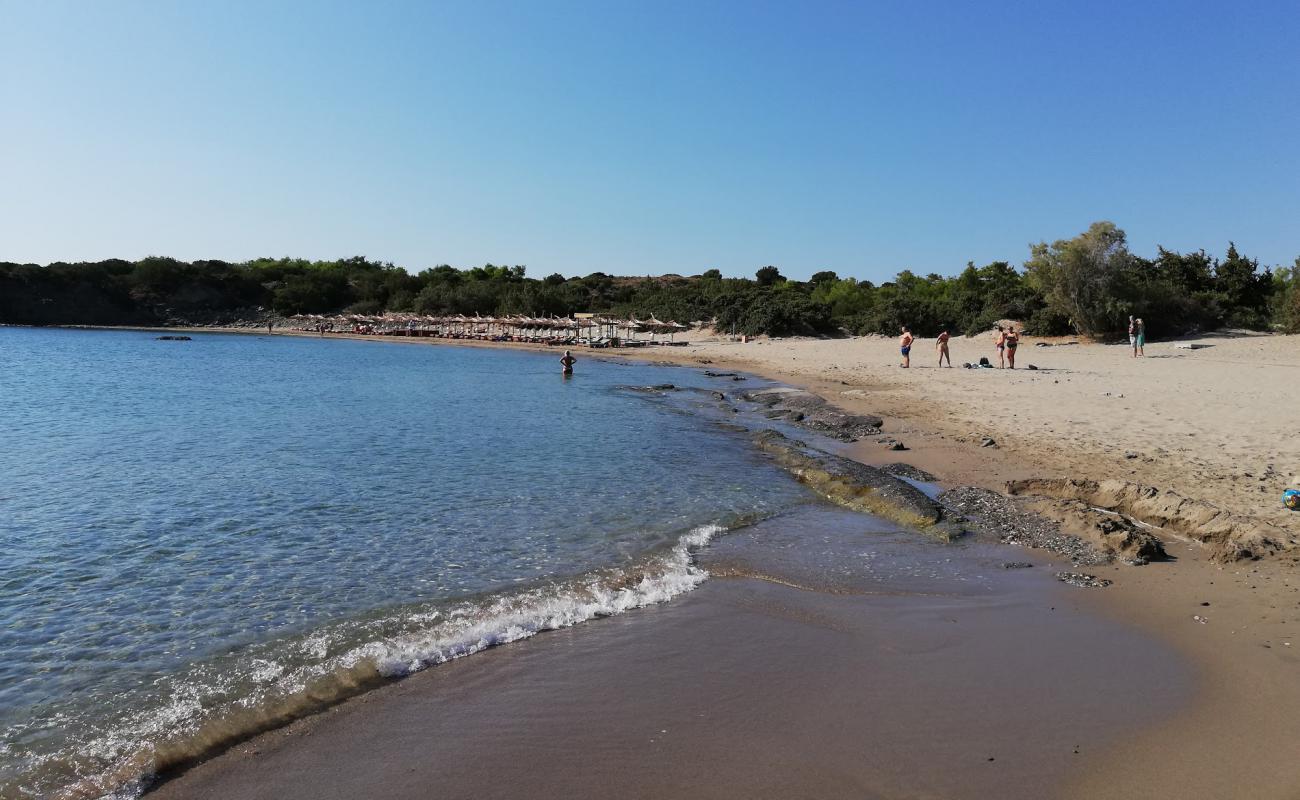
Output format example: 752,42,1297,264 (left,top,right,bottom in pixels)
3,222,1296,338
